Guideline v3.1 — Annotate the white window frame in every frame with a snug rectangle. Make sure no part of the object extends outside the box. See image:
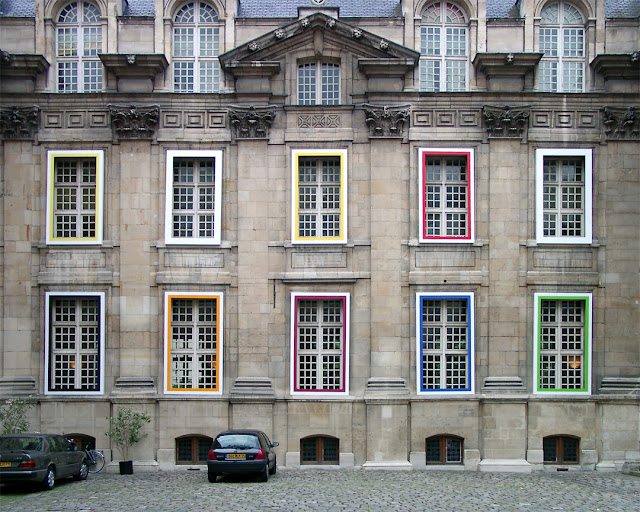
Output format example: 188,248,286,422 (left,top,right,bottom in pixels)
537,1,585,93
172,0,221,93
533,292,592,396
416,292,475,395
46,150,104,245
297,61,341,105
290,292,350,397
56,1,103,93
418,2,469,92
535,148,592,244
418,147,475,243
291,149,348,245
163,291,224,396
164,150,223,245
44,291,106,396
